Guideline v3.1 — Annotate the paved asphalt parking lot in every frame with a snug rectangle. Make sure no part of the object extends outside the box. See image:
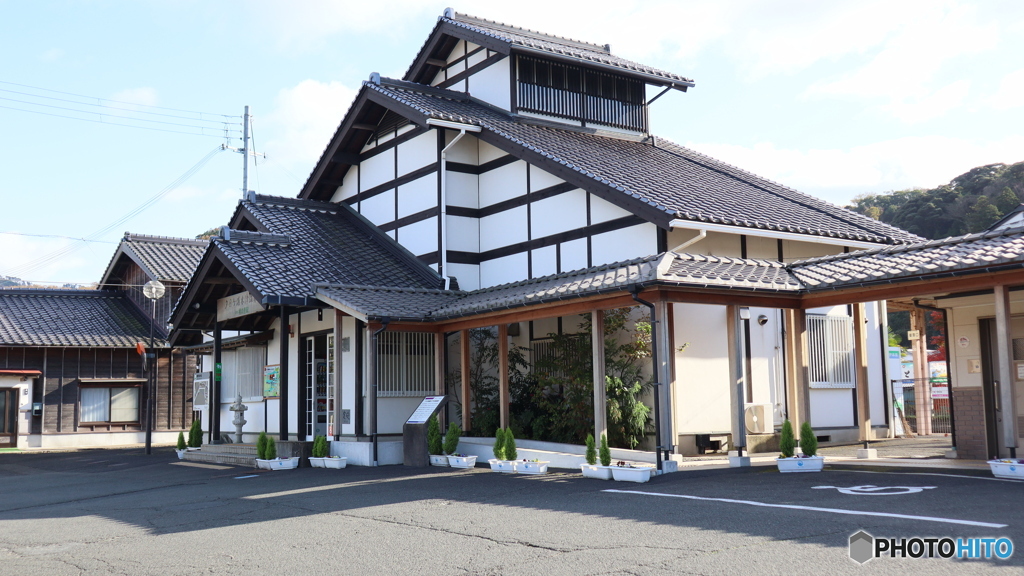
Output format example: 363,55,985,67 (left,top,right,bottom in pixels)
0,448,1021,575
